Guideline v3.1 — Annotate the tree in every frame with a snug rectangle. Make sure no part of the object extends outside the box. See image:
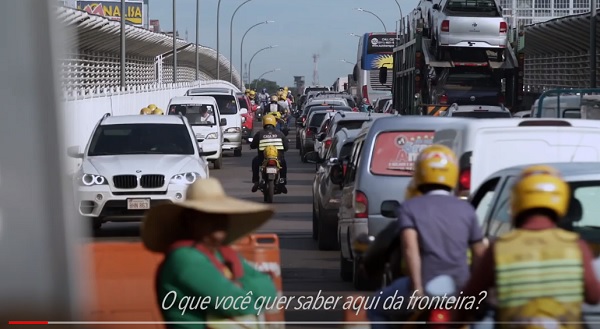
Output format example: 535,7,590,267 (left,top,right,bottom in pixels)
247,79,279,94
